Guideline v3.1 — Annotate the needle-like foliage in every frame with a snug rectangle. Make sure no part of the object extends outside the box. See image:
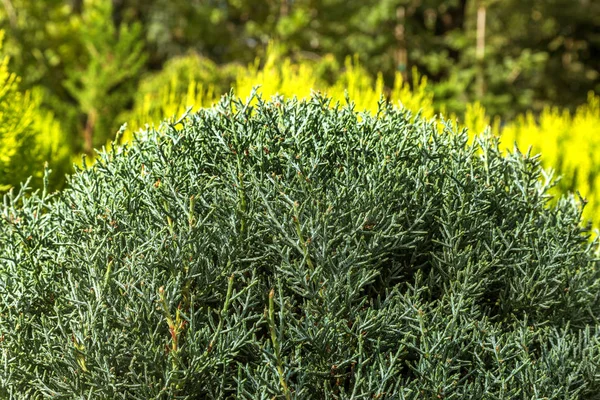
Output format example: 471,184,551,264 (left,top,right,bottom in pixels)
1,93,599,399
